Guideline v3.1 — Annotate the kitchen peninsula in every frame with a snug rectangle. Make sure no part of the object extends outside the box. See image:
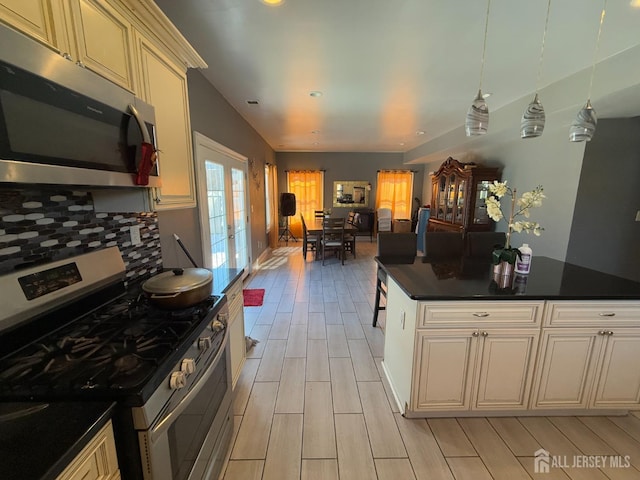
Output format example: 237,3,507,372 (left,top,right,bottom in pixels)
378,255,640,418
